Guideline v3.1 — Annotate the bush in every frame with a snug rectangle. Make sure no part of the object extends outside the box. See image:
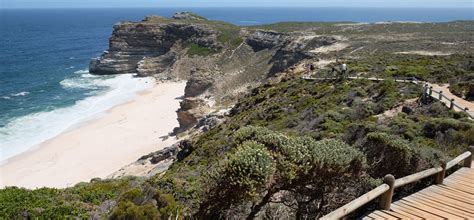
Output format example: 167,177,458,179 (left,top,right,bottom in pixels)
359,132,442,178
0,187,87,218
224,141,274,198
200,126,367,218
111,201,160,220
